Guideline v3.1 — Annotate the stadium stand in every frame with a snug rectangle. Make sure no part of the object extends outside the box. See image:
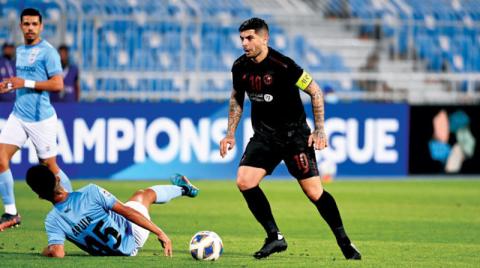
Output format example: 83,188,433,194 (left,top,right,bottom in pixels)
347,0,480,72
0,0,479,102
